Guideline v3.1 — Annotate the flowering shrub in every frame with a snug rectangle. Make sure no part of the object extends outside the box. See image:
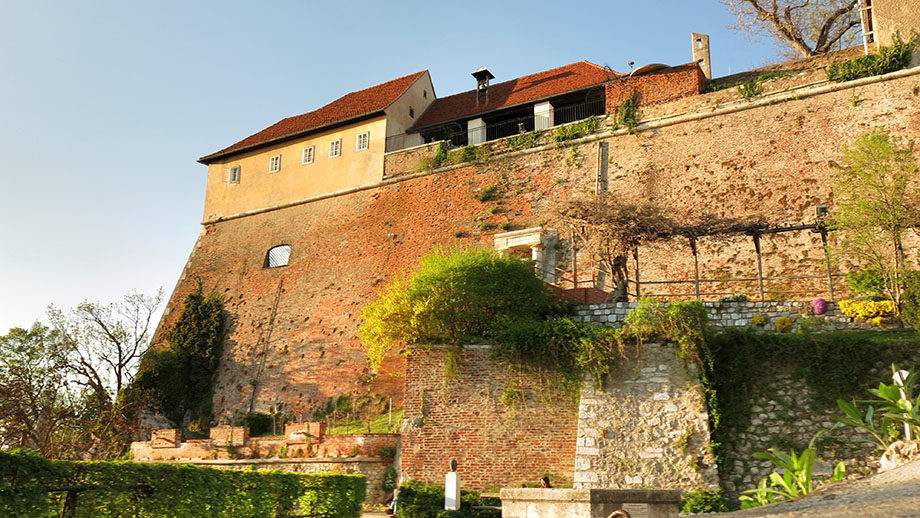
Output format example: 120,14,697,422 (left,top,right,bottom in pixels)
811,298,827,315
774,316,794,333
838,299,896,321
751,314,767,326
